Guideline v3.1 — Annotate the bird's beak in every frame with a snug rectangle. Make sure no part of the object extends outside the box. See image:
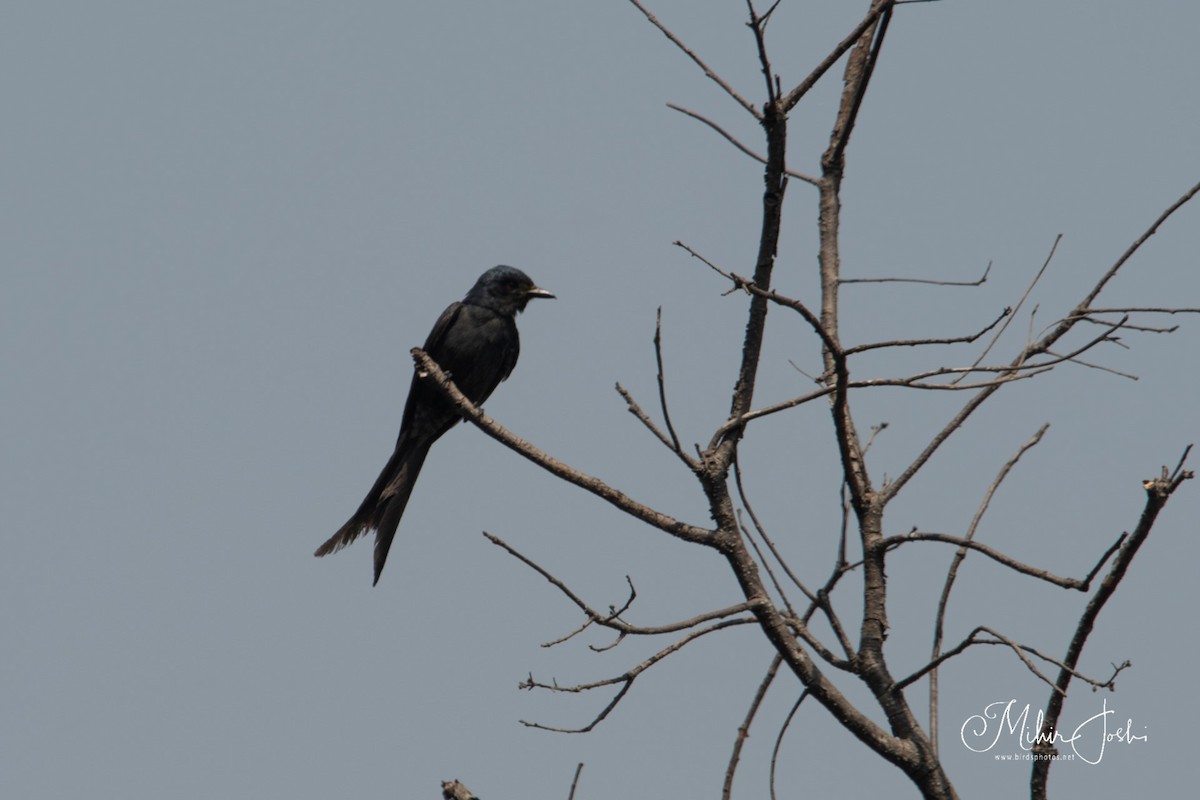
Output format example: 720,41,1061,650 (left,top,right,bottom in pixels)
526,286,556,300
